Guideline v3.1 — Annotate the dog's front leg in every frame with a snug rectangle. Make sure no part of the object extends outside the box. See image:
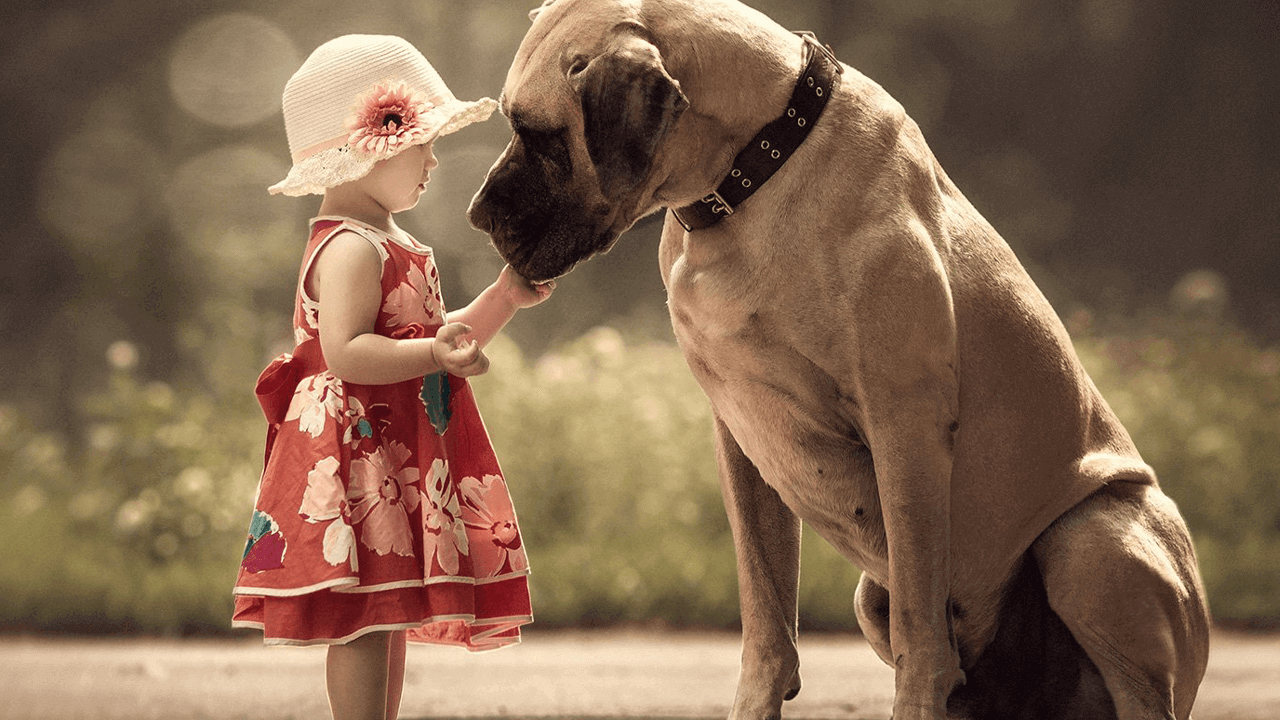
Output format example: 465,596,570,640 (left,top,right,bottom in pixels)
848,238,965,719
873,410,964,720
715,415,802,720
